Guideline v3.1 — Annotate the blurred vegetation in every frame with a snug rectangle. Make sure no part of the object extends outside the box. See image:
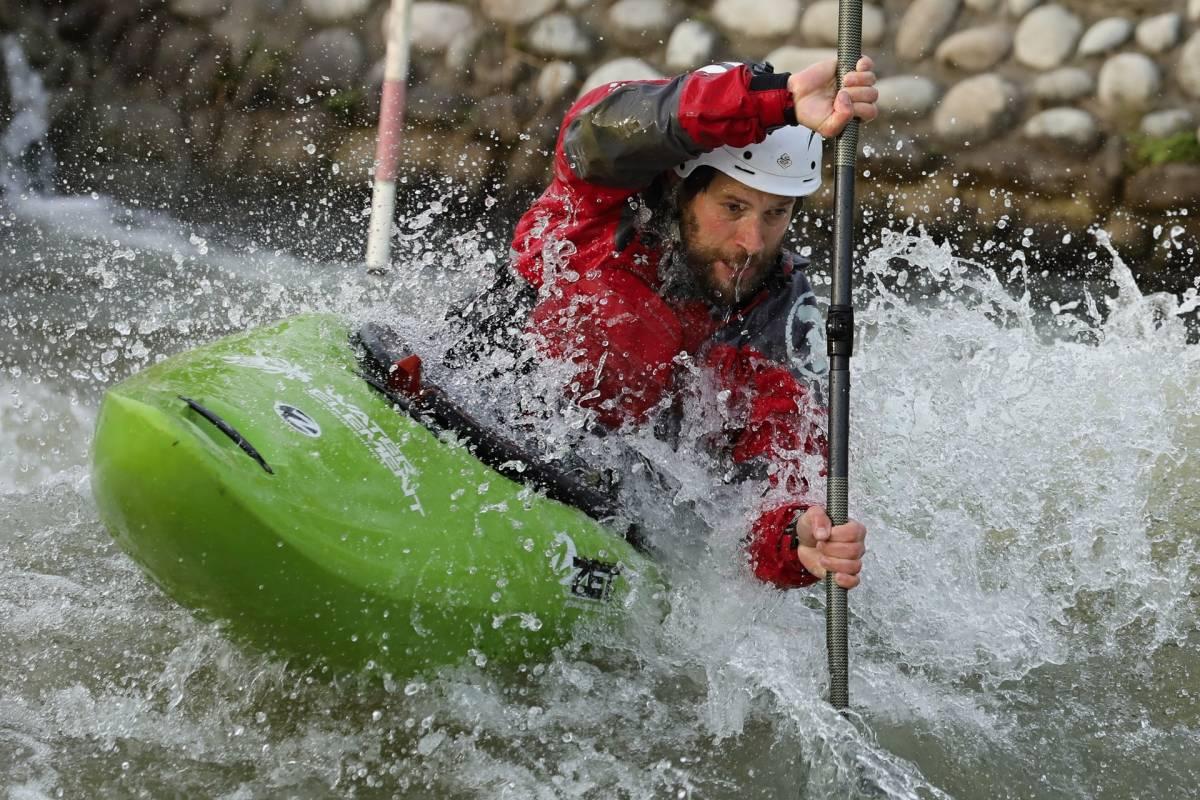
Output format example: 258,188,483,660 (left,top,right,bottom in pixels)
1130,131,1200,168
323,88,364,122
